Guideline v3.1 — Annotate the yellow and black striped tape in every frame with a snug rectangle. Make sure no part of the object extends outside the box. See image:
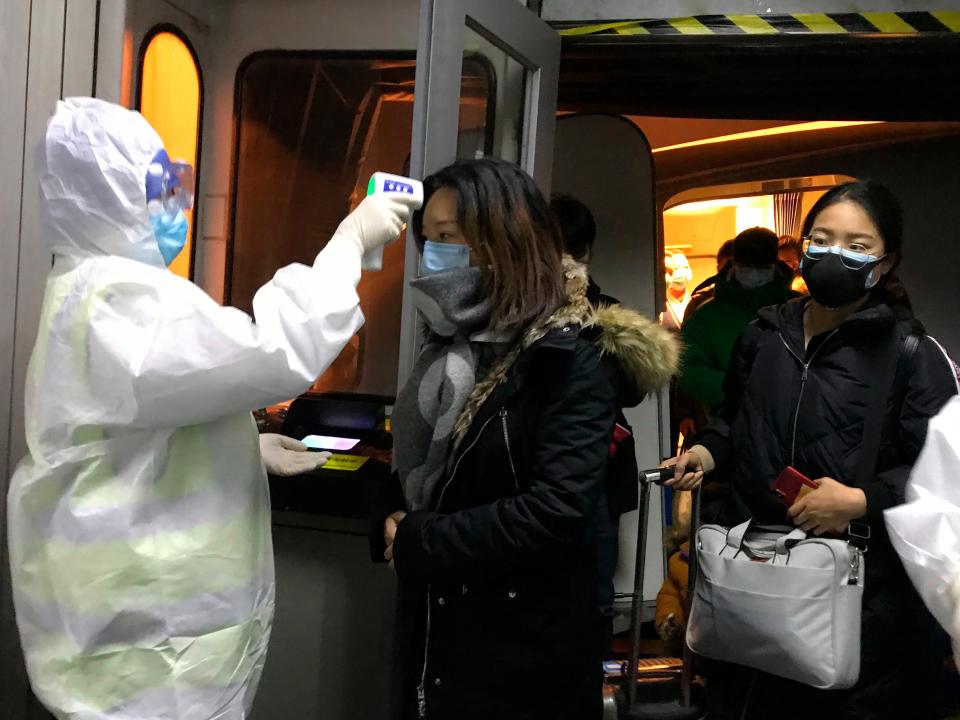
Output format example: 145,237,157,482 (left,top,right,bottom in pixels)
557,11,960,36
